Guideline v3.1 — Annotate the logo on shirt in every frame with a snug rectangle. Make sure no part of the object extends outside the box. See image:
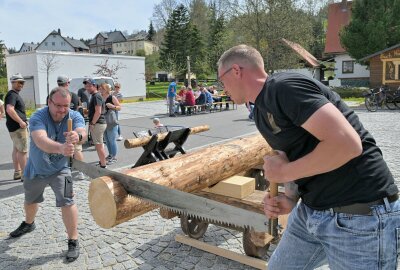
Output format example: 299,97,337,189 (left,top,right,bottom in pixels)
267,112,281,134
